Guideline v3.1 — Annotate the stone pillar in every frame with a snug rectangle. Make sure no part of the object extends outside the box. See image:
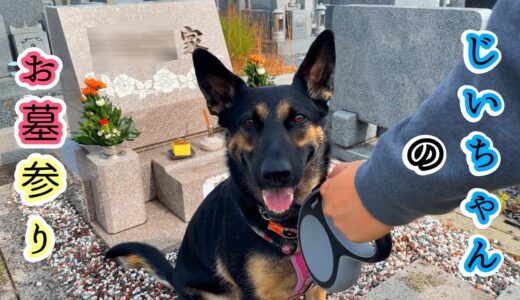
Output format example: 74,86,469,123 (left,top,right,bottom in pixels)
87,149,146,233
314,3,326,34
